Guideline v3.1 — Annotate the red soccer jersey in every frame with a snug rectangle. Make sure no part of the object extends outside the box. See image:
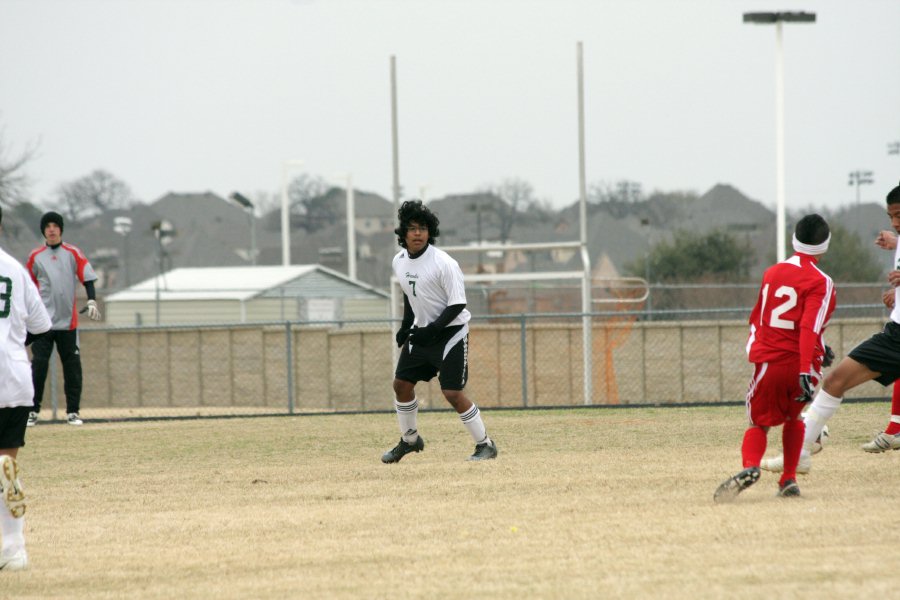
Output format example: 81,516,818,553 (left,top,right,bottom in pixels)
746,253,835,375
